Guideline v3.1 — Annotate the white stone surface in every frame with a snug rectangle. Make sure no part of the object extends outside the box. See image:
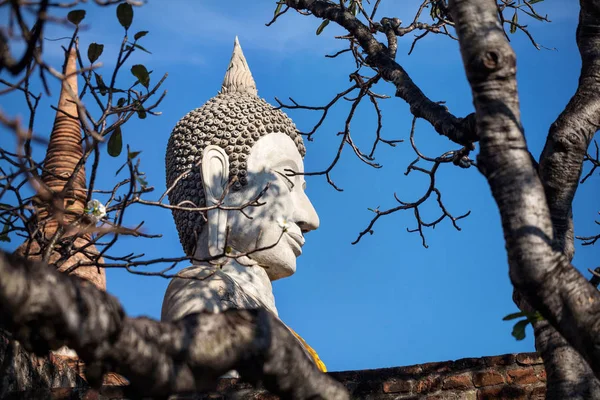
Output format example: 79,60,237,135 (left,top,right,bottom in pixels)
162,132,319,321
